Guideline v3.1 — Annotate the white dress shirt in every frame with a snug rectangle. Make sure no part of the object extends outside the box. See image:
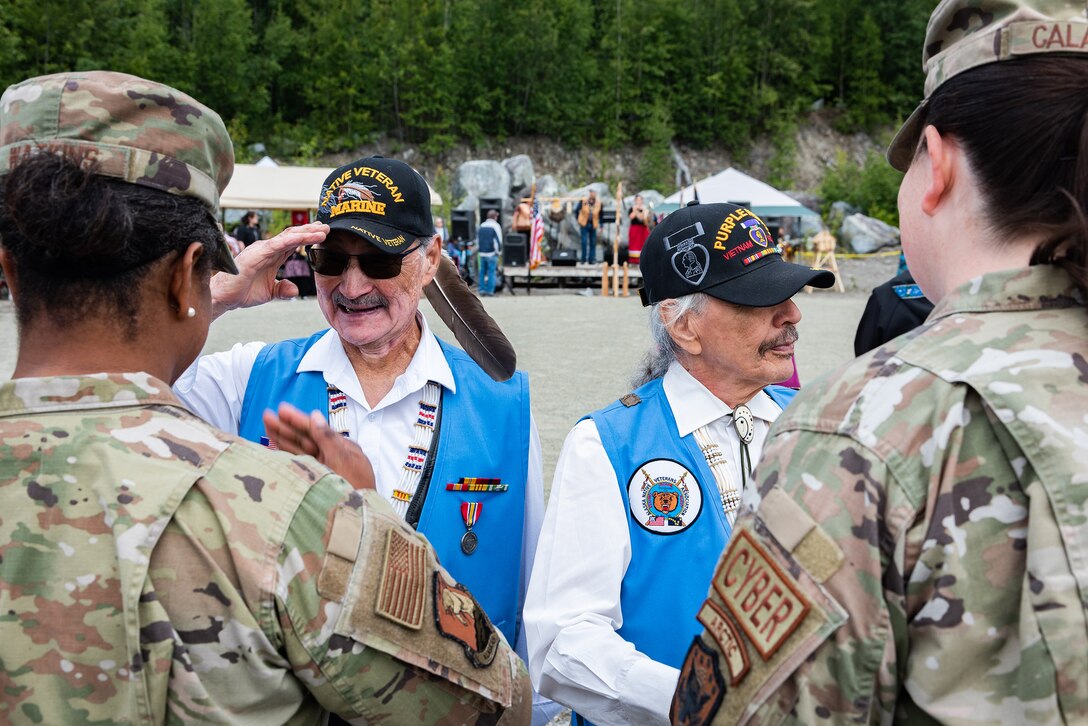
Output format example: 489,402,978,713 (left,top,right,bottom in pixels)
174,315,557,724
523,361,783,726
